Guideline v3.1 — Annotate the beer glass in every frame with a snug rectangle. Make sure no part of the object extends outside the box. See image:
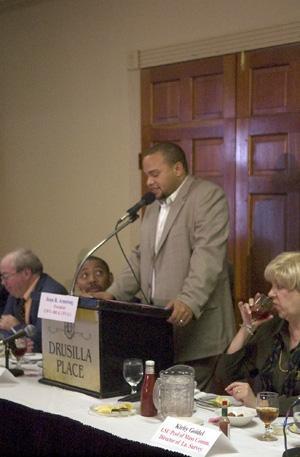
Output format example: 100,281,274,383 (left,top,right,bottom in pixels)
256,391,279,441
